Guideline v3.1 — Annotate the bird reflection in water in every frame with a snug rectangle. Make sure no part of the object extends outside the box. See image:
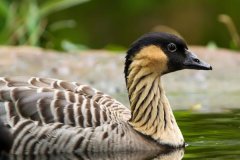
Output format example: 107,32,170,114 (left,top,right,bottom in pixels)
1,148,184,160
